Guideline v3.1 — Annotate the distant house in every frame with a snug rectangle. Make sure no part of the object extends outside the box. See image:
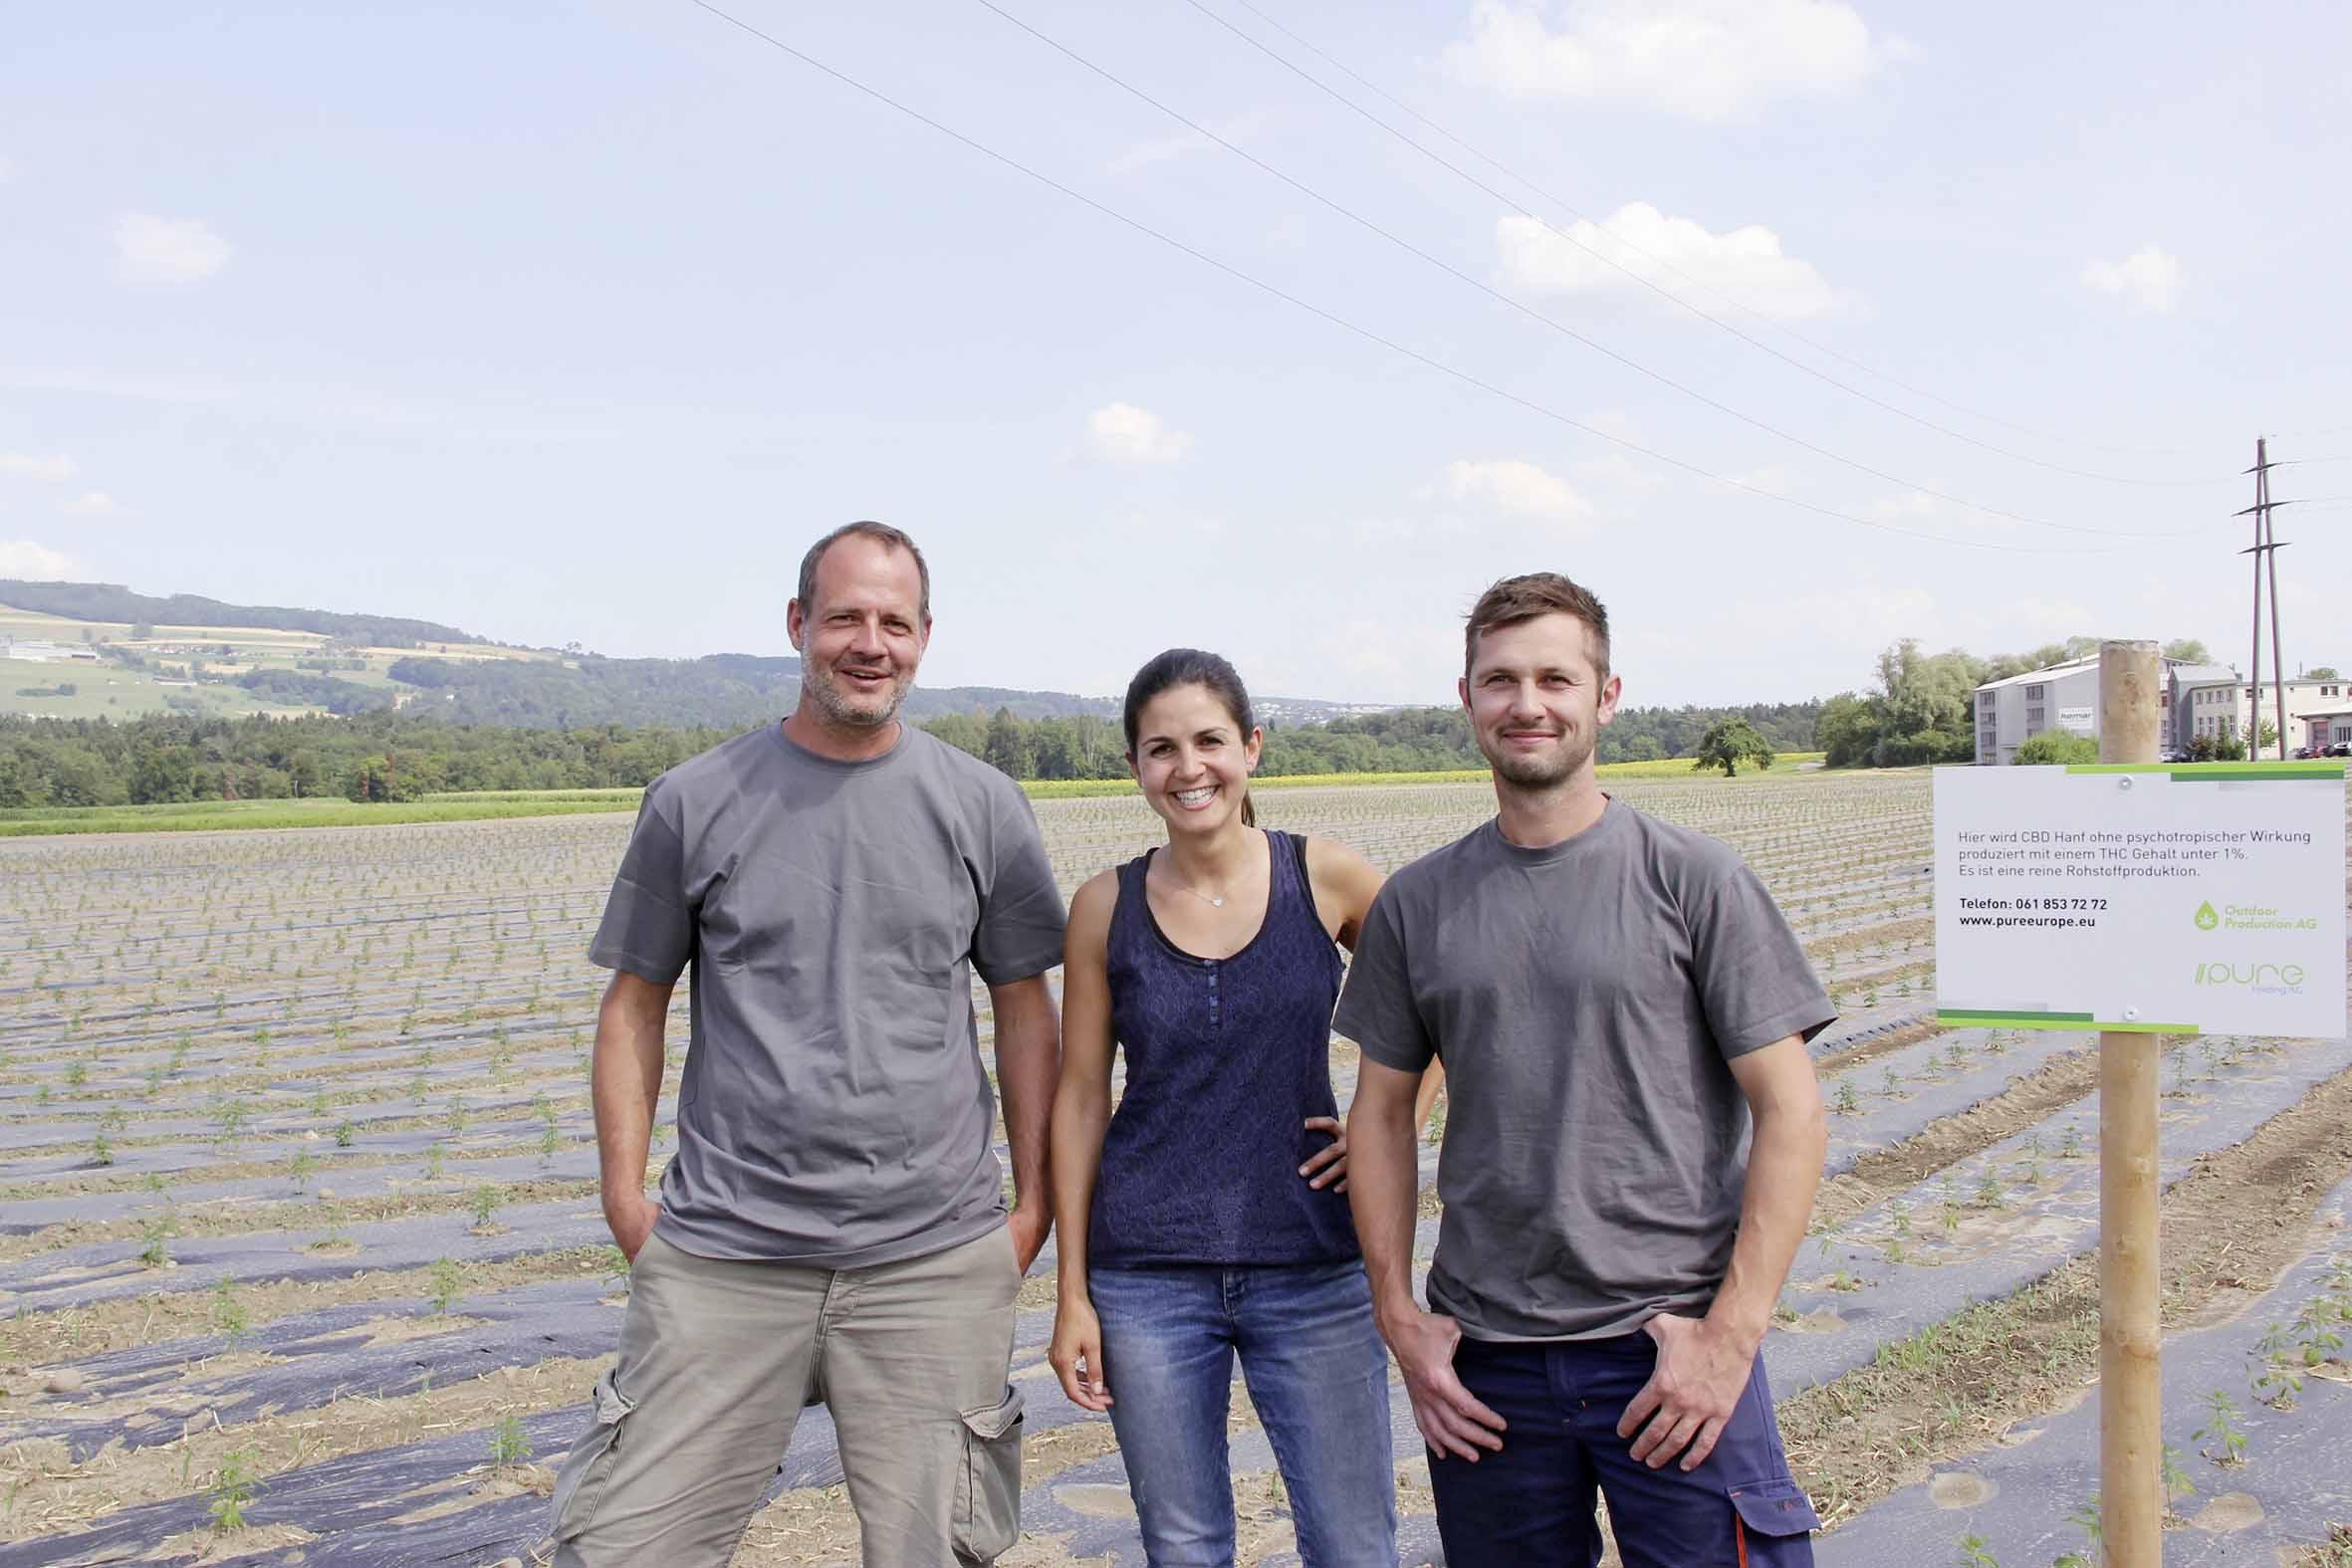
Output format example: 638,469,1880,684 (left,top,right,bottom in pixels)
0,638,65,663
